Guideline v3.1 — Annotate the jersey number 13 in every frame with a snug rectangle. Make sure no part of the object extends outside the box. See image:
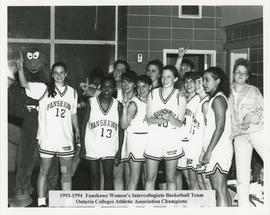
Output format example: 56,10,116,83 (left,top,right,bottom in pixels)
101,128,112,138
